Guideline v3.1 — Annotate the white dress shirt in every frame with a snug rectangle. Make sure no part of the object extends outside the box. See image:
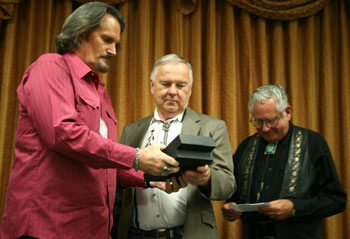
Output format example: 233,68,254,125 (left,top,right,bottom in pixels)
132,109,188,230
